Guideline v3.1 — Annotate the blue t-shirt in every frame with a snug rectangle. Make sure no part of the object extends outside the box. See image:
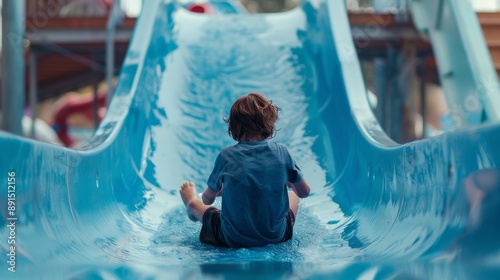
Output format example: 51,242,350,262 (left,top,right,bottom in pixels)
207,140,303,247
